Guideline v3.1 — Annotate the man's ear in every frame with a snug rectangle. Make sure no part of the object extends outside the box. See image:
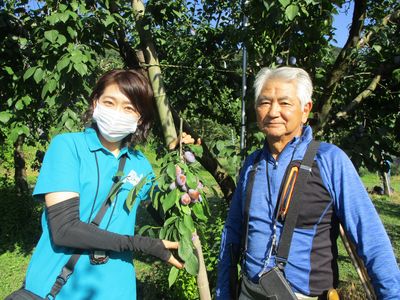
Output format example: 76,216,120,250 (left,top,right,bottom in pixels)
302,101,312,124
